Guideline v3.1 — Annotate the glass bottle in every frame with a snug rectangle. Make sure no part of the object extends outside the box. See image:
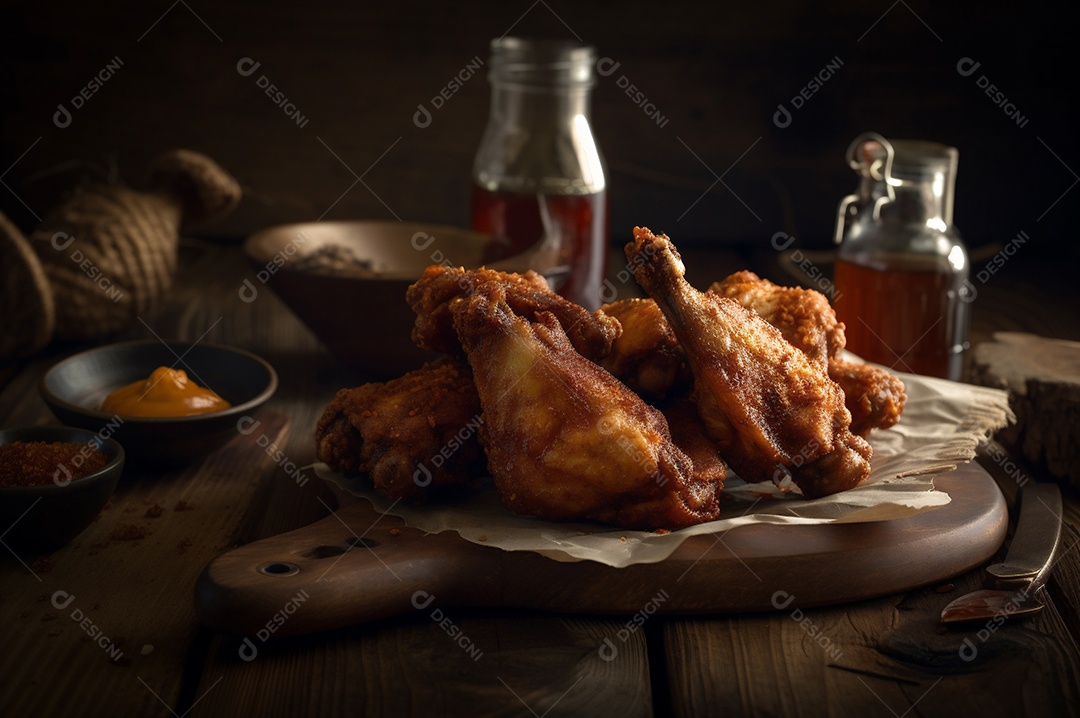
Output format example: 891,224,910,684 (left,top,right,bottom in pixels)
832,133,971,381
471,37,607,311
